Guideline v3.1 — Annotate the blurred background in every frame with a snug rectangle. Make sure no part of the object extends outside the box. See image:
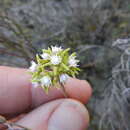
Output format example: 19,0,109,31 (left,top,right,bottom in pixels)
1,0,130,130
